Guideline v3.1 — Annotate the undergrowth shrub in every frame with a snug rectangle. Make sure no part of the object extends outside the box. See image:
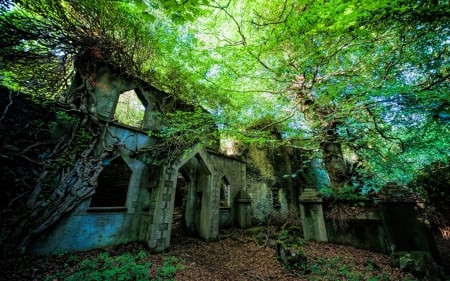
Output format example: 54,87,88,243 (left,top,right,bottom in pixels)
45,250,182,281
